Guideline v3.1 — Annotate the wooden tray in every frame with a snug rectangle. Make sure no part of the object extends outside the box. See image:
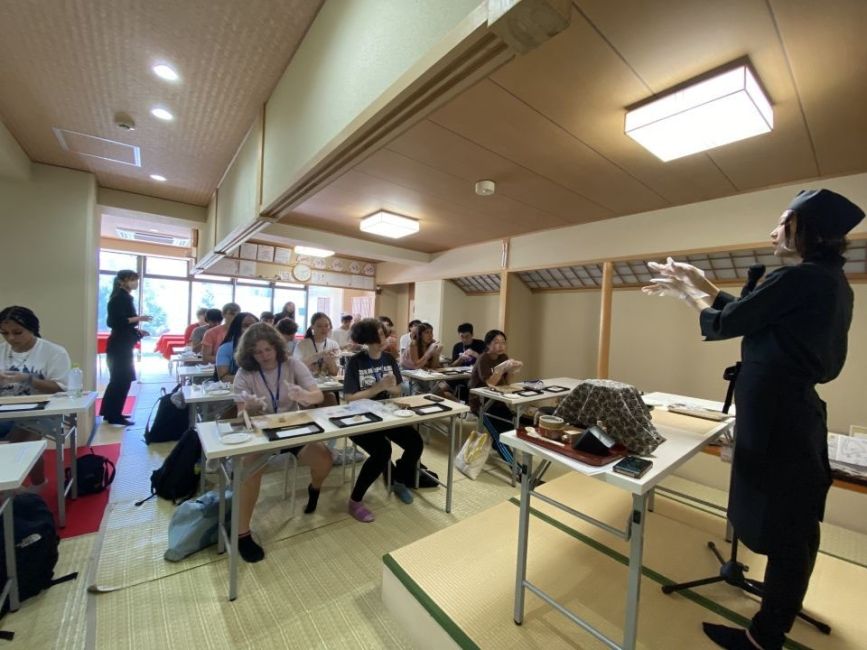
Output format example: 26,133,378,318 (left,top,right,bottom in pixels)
0,394,53,405
516,427,627,466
